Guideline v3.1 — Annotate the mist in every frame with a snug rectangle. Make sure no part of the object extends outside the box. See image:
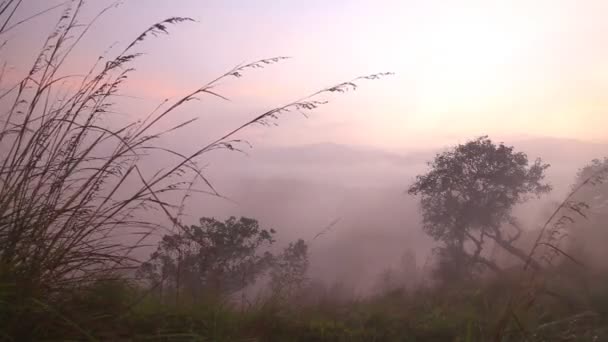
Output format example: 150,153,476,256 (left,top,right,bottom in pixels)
3,1,608,340
143,137,603,296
